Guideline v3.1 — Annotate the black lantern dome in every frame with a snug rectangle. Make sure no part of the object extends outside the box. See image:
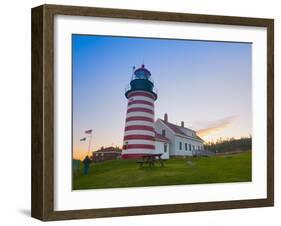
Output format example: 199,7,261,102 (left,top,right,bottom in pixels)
125,64,157,100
